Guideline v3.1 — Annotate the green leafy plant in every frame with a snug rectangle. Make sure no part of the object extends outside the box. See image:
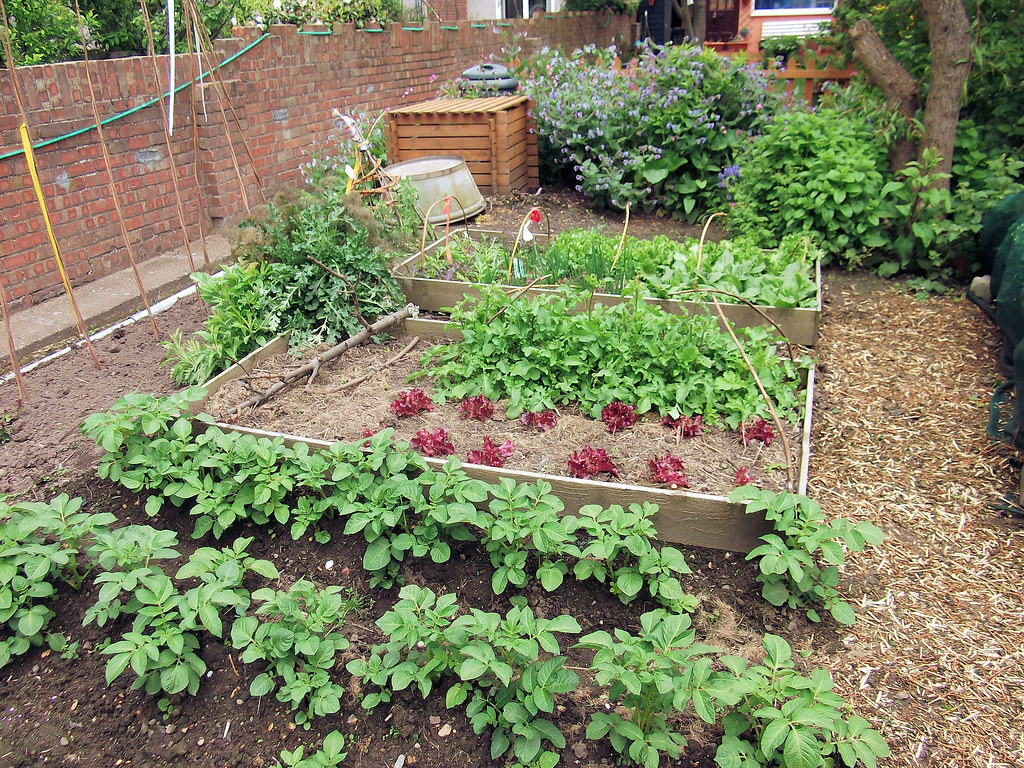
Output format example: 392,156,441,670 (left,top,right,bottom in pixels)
420,286,807,429
579,610,721,768
348,585,581,766
279,730,350,768
709,635,890,768
563,502,697,613
0,494,115,667
729,488,884,624
477,478,572,594
231,579,363,727
98,536,276,699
